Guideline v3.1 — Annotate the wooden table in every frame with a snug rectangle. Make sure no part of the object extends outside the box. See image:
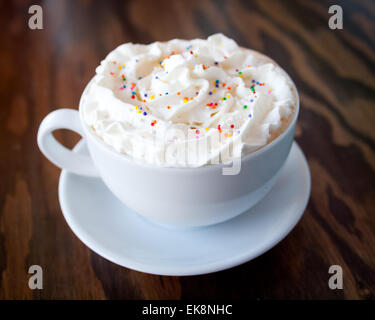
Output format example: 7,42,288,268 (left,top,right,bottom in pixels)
0,0,374,300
